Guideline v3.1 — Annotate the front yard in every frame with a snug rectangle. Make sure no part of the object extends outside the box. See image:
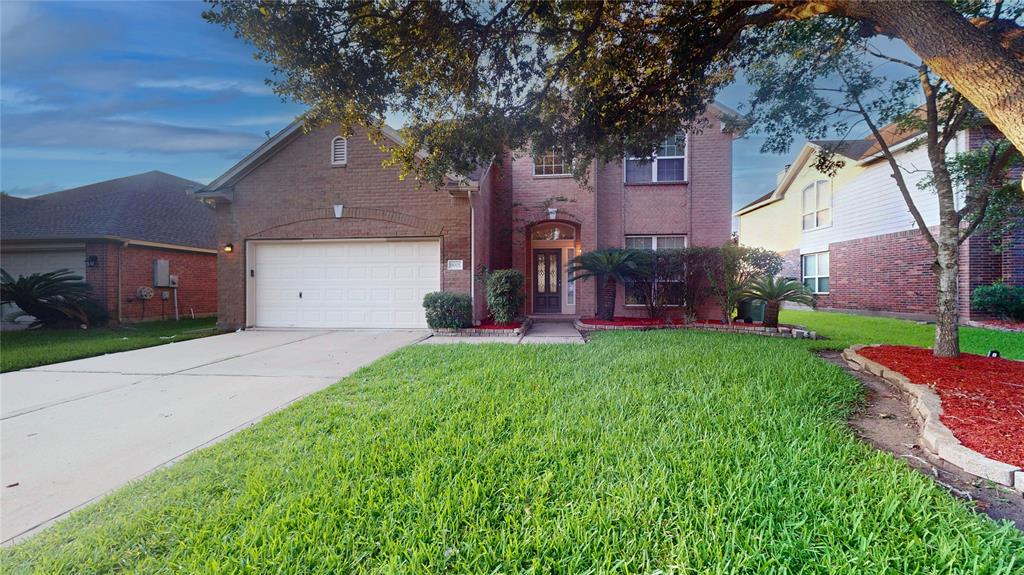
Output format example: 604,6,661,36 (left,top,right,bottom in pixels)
3,330,1021,573
780,309,1024,360
0,318,220,372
